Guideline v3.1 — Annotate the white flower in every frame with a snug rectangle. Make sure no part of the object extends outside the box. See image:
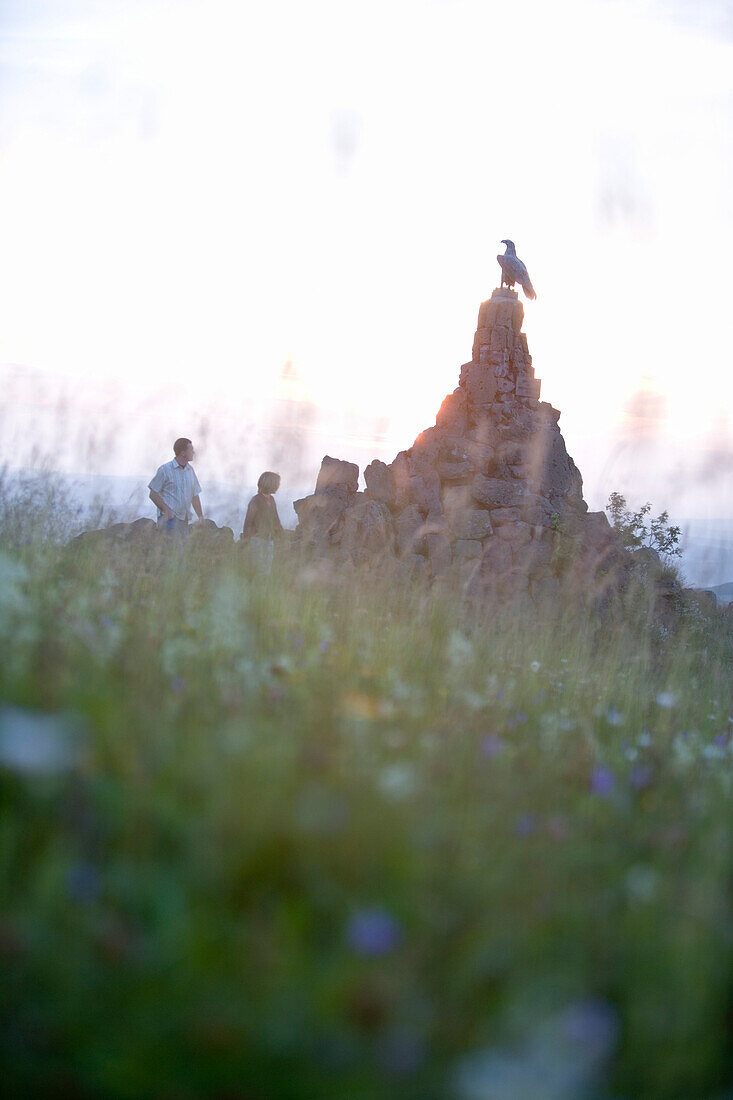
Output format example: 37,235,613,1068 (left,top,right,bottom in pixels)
637,732,652,748
655,692,678,709
530,661,541,673
0,705,80,774
378,762,417,800
626,865,659,903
